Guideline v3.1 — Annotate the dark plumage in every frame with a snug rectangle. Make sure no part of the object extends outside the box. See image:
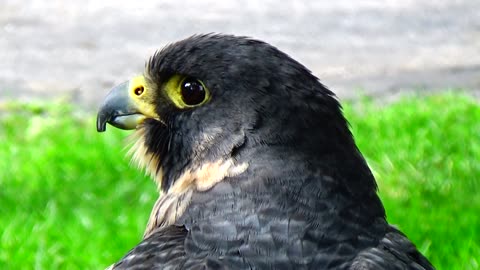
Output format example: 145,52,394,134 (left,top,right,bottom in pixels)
97,34,434,269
